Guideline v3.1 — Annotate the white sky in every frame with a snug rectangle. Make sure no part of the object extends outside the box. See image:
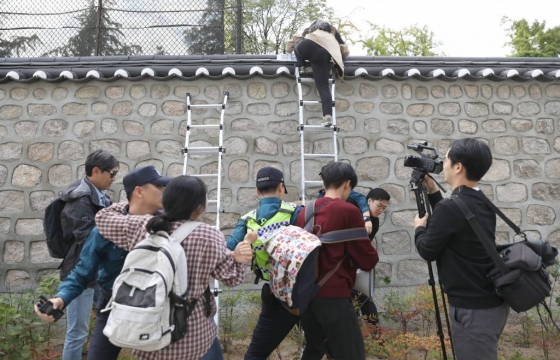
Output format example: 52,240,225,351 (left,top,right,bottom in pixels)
326,0,560,57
